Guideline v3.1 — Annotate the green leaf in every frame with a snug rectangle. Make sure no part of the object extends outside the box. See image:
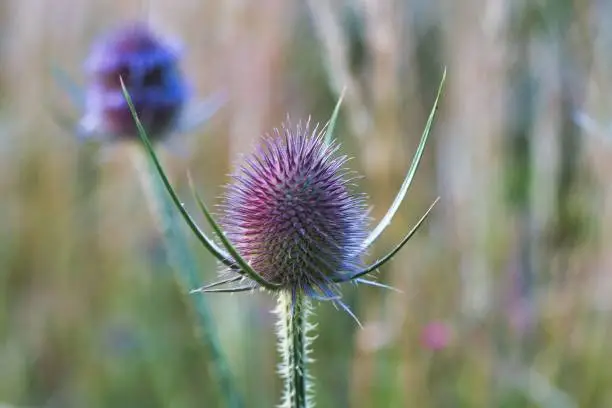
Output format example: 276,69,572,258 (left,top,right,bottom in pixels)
119,78,236,270
361,68,446,250
344,197,439,282
324,86,346,145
